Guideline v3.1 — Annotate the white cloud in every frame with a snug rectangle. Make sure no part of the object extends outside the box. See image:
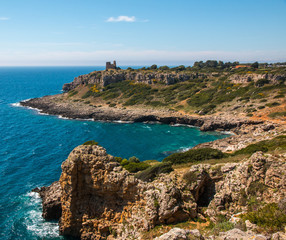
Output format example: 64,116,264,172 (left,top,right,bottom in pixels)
0,17,10,21
107,16,136,22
